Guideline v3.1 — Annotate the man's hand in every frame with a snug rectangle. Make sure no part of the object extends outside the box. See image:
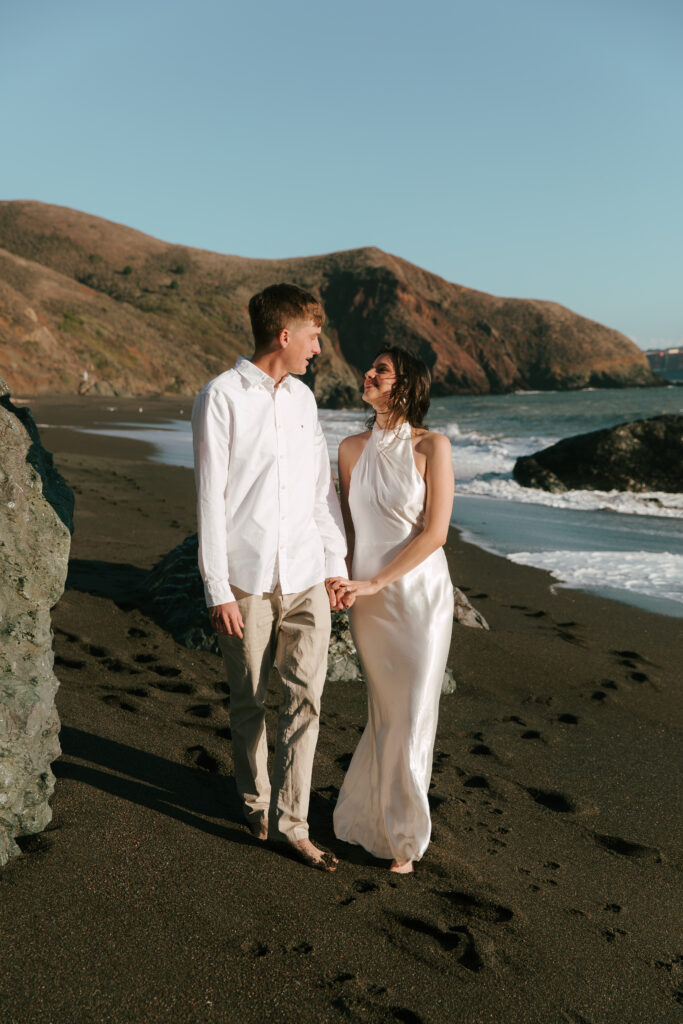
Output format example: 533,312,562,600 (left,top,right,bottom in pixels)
327,577,378,607
210,601,244,639
325,577,356,609
325,578,342,609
